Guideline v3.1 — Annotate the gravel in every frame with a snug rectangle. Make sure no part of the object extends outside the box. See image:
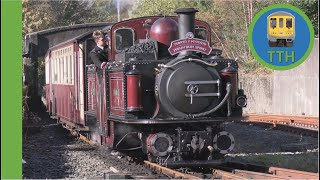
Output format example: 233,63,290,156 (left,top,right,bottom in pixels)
22,115,165,179
224,122,319,172
224,122,318,153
